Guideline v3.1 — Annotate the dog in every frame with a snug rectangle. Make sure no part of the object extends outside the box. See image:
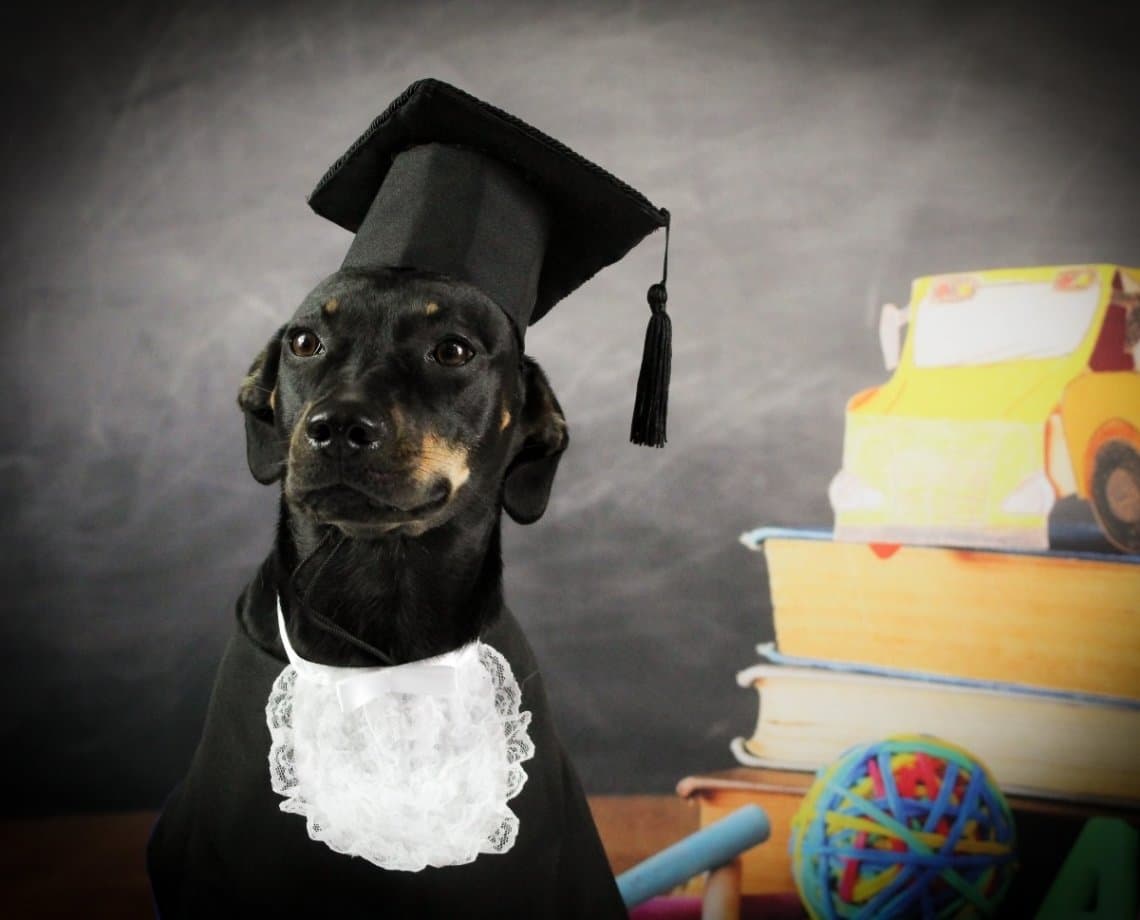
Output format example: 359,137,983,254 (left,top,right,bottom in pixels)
146,266,629,918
